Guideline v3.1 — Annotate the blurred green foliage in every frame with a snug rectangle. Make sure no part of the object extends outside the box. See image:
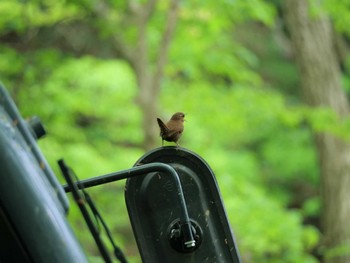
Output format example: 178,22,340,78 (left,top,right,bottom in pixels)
1,0,350,262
